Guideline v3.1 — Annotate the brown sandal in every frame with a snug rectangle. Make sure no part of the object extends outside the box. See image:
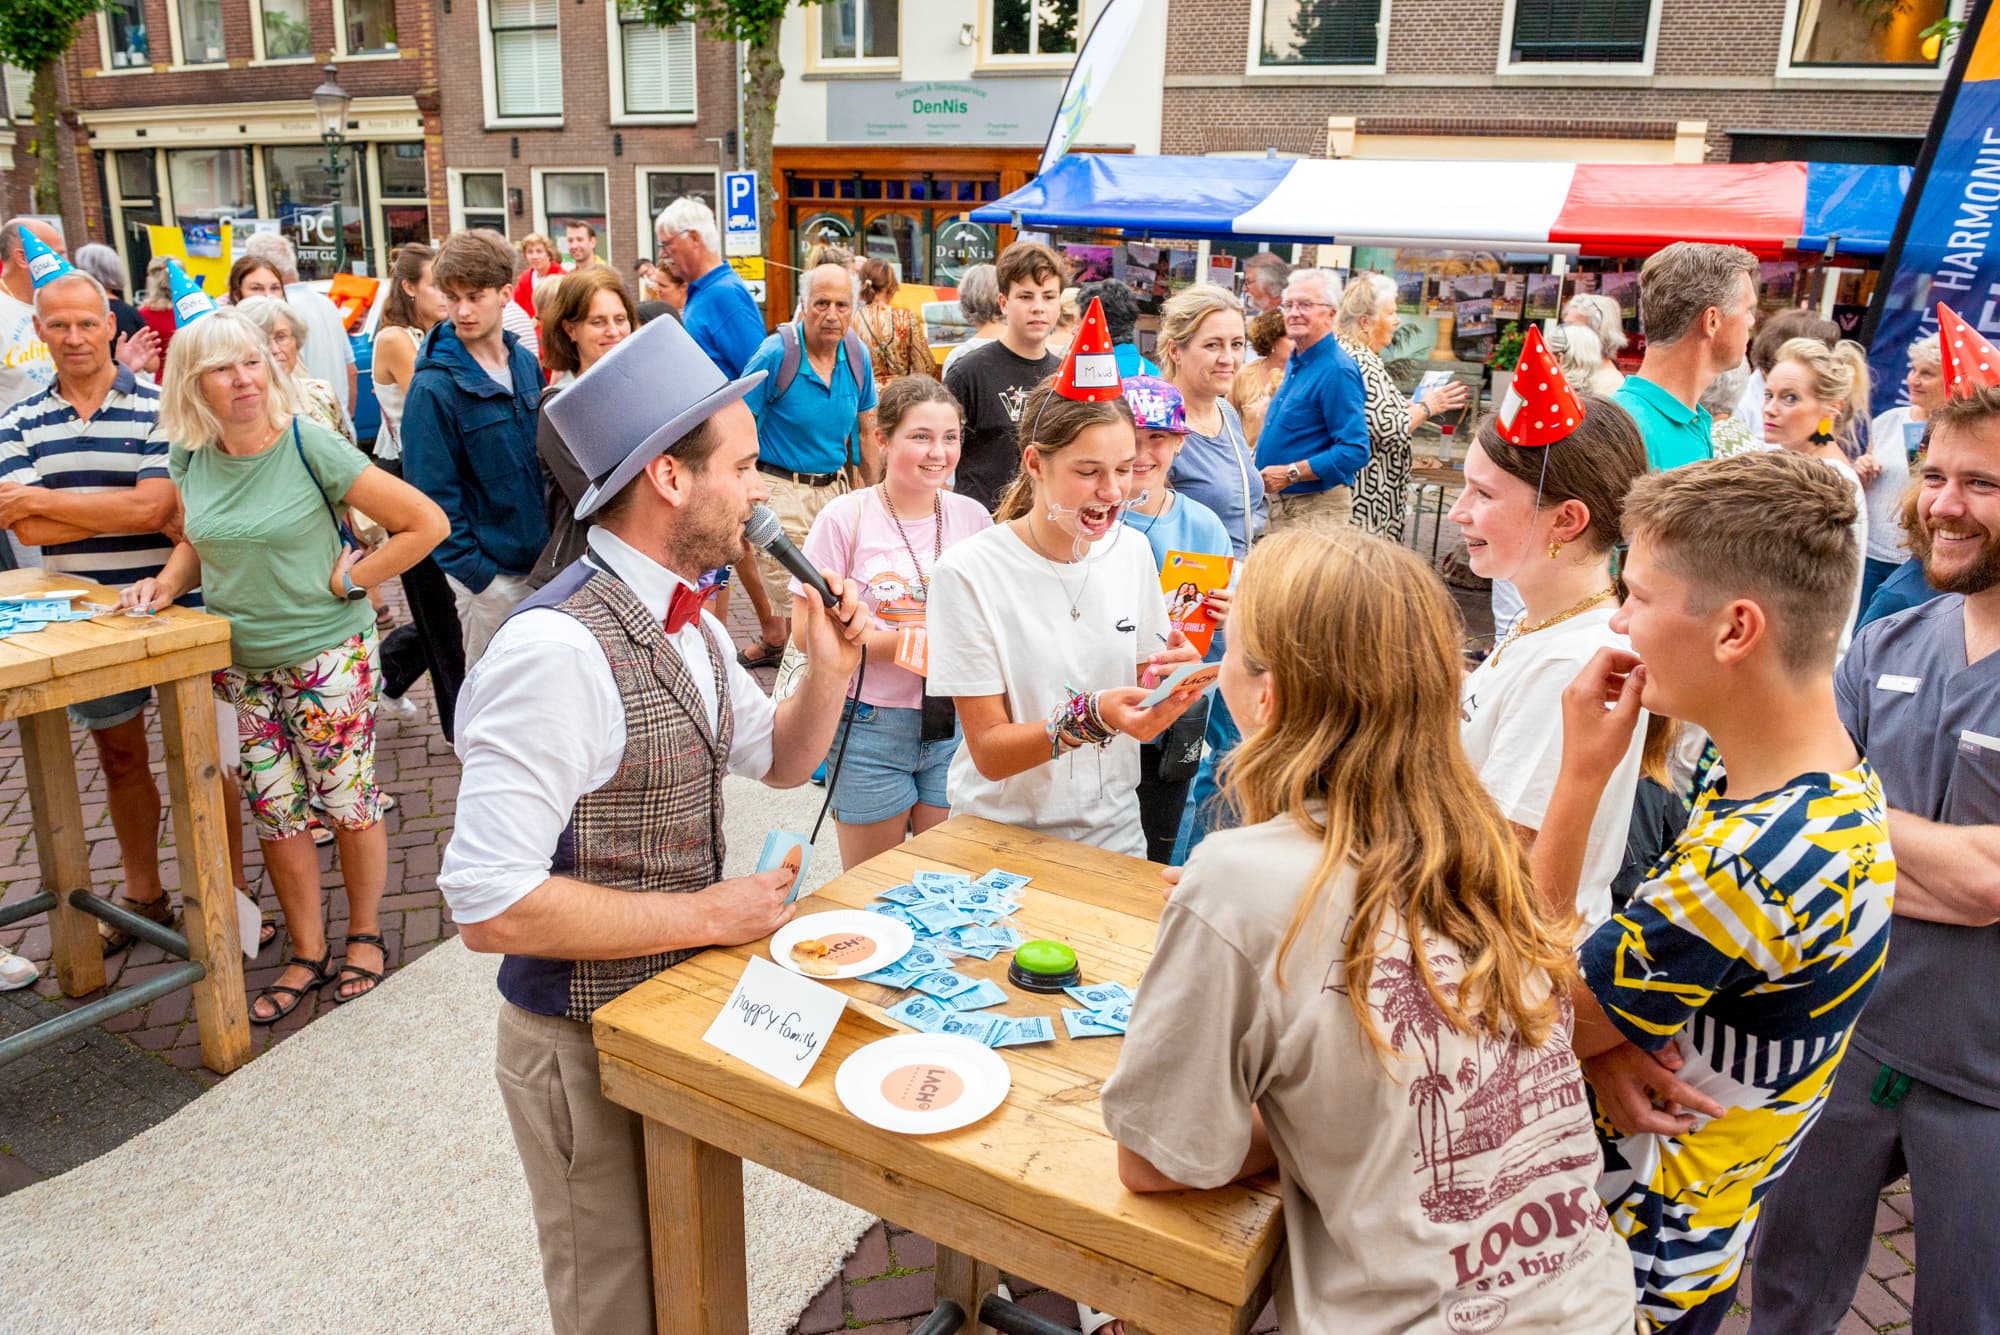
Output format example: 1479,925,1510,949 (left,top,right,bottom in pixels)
736,637,786,669
98,892,179,956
